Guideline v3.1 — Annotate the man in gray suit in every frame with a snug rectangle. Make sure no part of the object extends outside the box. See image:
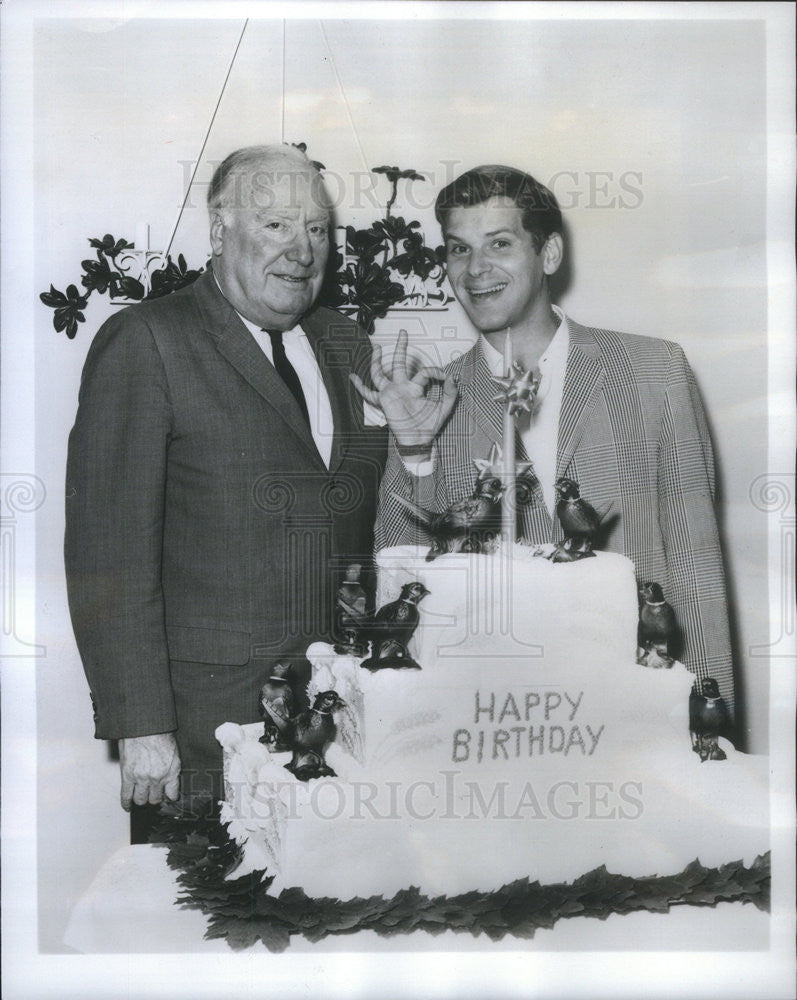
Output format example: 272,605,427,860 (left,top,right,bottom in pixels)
354,164,734,715
66,145,386,811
